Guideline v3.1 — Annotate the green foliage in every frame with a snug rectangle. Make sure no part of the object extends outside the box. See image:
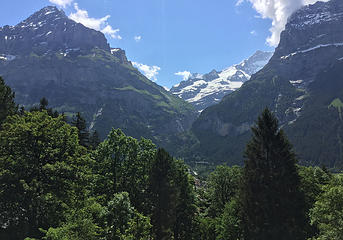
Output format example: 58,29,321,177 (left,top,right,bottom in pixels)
241,108,307,240
30,97,59,118
104,192,134,238
124,210,152,240
197,217,218,240
102,192,152,240
216,198,242,240
298,166,332,209
328,98,343,119
43,198,104,240
1,104,342,240
149,148,196,240
309,176,343,240
207,165,242,216
94,128,156,212
0,111,88,239
1,47,196,146
194,165,243,240
149,148,179,239
0,76,17,126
